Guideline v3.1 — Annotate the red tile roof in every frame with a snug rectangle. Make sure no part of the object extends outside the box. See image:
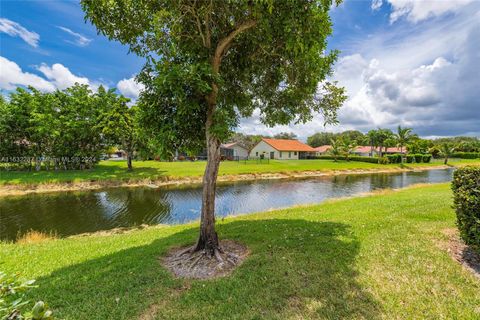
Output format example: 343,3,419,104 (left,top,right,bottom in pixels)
384,147,403,153
262,138,316,152
313,145,332,152
354,146,405,153
354,146,373,153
